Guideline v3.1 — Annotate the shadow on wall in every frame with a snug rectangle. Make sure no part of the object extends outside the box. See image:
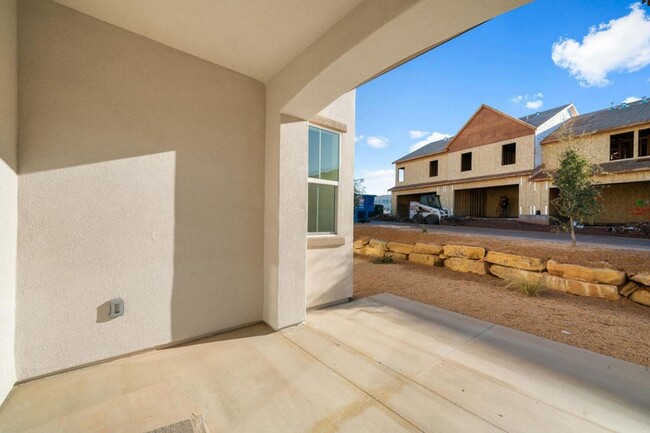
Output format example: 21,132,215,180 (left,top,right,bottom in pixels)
307,248,353,309
15,0,266,378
